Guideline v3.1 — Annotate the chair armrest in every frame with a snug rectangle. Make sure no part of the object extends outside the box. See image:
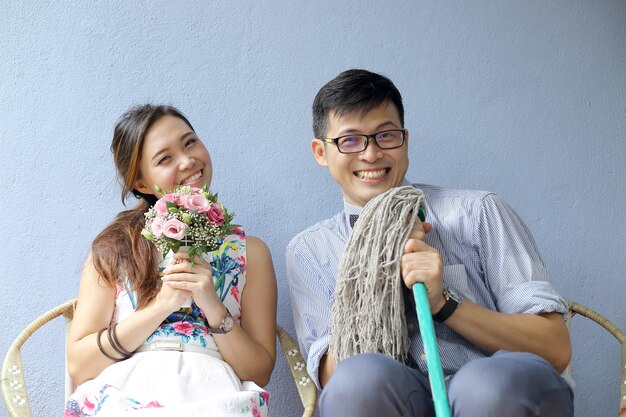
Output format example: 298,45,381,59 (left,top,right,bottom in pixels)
277,325,317,417
1,299,75,417
566,299,626,417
